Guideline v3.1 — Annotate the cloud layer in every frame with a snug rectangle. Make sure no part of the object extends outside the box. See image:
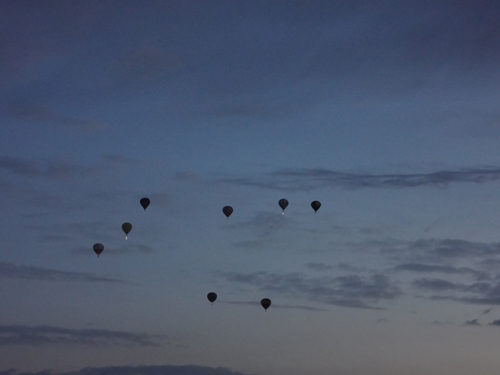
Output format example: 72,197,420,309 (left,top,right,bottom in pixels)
0,365,247,375
219,271,401,309
221,167,500,191
0,262,124,283
0,325,162,347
